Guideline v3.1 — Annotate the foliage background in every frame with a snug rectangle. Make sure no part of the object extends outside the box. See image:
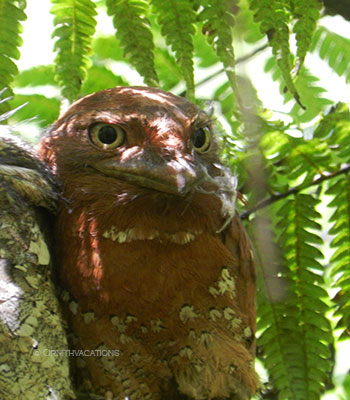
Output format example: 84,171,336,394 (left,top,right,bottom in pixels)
1,0,350,399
